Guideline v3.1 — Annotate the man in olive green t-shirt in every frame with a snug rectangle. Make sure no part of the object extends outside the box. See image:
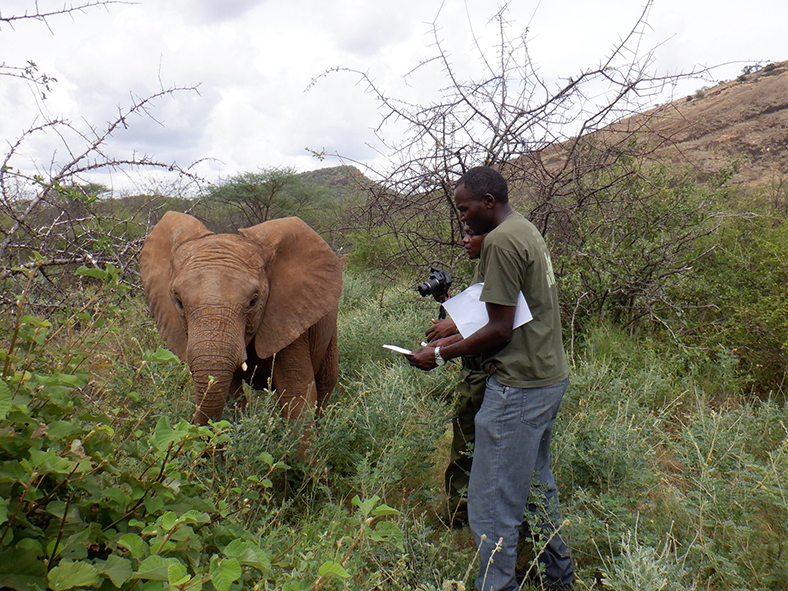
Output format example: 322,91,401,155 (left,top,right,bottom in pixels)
408,167,575,591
